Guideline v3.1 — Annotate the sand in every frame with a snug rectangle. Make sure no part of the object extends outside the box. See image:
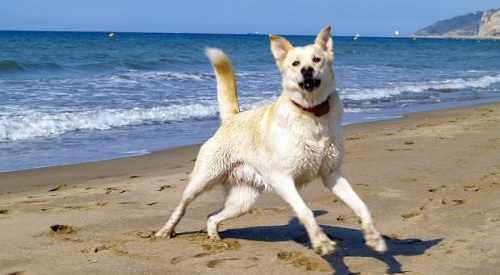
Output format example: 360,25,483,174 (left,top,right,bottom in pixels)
0,103,498,275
